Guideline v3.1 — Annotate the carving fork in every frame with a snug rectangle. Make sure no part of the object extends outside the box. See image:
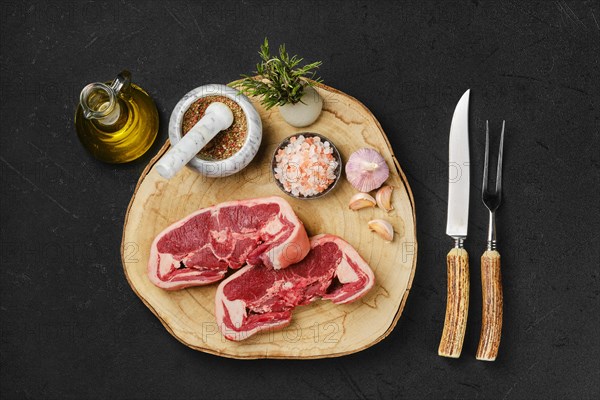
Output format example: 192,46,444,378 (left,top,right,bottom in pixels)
476,120,505,361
